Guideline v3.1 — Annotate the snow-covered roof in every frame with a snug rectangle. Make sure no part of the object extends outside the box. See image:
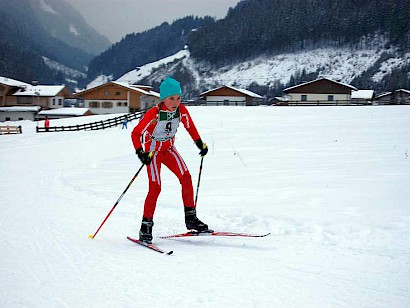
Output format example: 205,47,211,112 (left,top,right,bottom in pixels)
351,90,374,99
200,85,263,99
0,106,41,112
38,107,91,116
375,89,410,99
0,76,30,87
13,85,66,97
112,82,160,98
375,91,392,99
283,77,357,92
396,89,410,94
76,82,160,98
